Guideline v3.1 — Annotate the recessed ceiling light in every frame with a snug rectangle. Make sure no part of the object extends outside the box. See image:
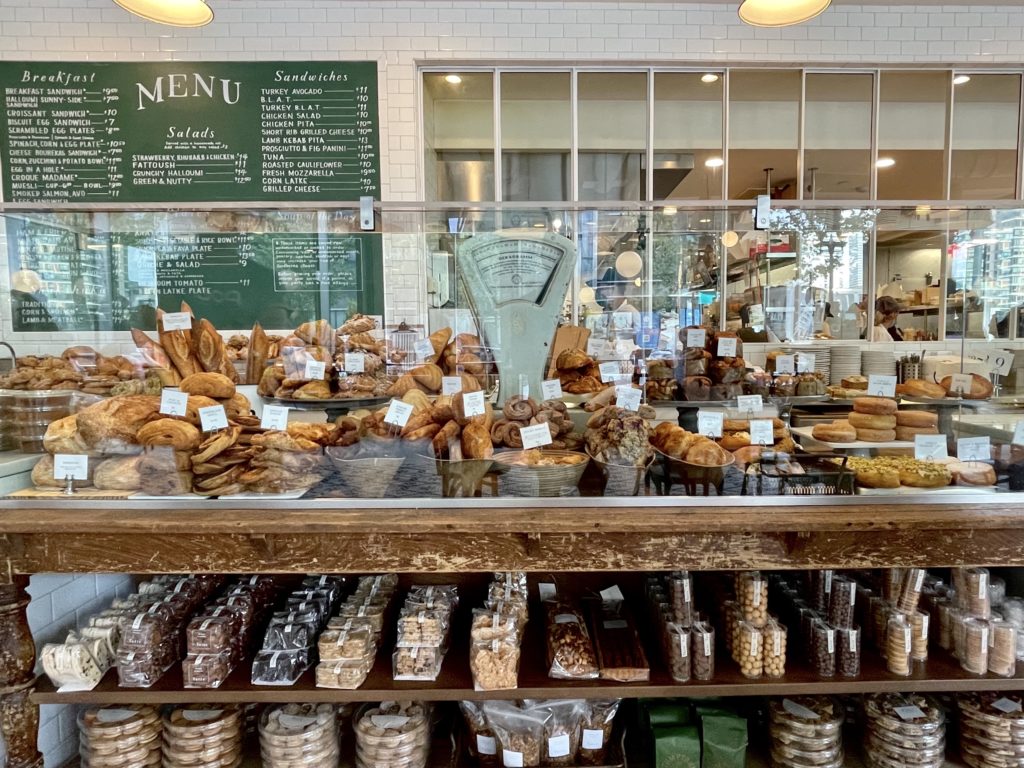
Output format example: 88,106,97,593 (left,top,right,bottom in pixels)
876,157,896,169
663,206,678,215
953,74,971,85
701,74,720,84
721,231,740,247
699,218,712,224
738,0,831,27
444,74,462,85
705,157,725,169
114,0,213,26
